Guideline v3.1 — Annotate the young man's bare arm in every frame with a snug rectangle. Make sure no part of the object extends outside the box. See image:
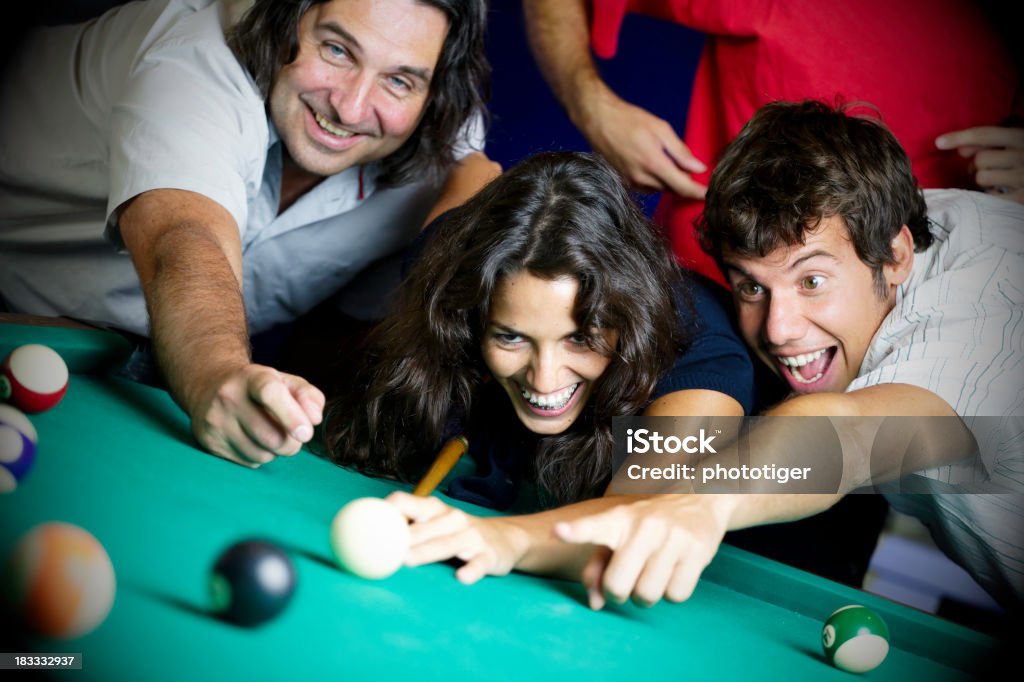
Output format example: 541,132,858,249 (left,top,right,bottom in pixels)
556,383,975,608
